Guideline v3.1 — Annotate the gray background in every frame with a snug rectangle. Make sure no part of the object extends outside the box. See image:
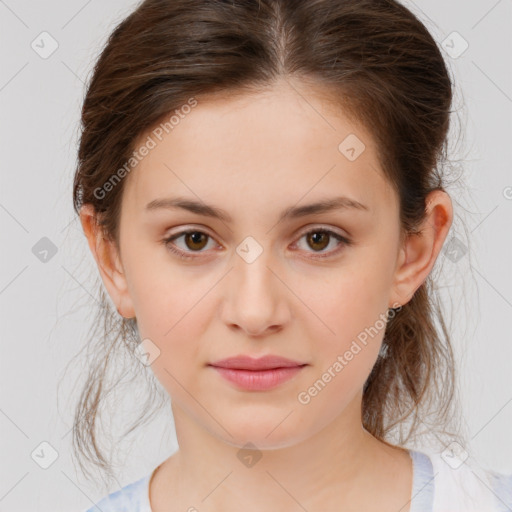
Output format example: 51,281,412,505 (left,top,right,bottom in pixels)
1,0,511,510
